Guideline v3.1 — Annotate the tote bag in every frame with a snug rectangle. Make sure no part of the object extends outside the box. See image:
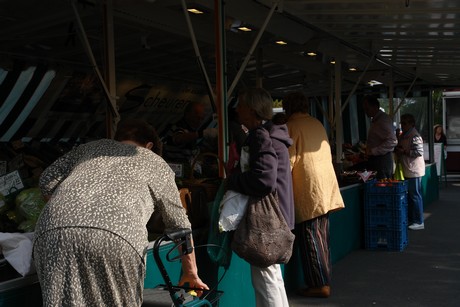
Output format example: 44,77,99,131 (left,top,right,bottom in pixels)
231,191,295,268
